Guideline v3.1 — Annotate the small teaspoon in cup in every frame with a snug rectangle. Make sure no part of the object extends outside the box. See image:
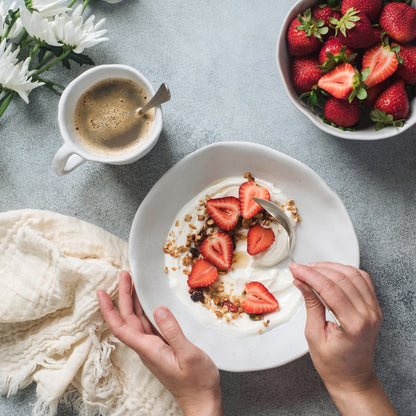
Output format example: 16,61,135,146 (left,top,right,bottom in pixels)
135,83,171,116
253,197,346,334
